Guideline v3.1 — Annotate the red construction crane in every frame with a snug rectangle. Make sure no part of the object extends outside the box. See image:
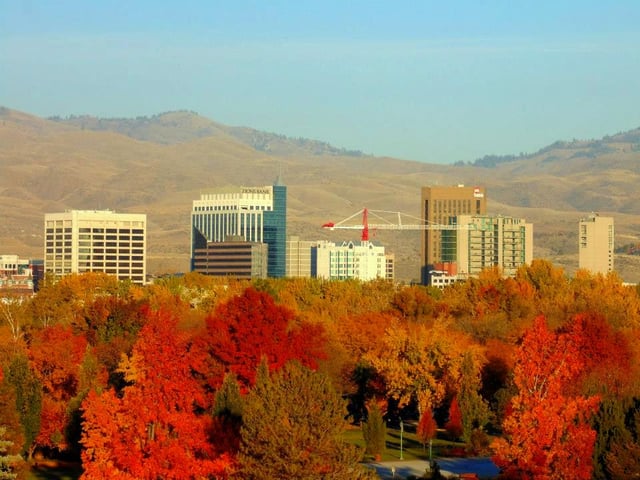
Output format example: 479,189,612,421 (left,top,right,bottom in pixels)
322,208,471,241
